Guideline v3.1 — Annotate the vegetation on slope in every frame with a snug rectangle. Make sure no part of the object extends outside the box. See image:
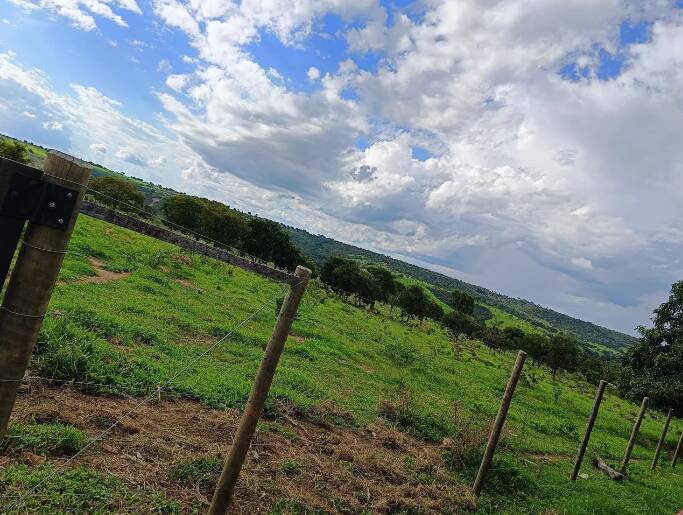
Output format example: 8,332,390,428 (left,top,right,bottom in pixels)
0,215,681,513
